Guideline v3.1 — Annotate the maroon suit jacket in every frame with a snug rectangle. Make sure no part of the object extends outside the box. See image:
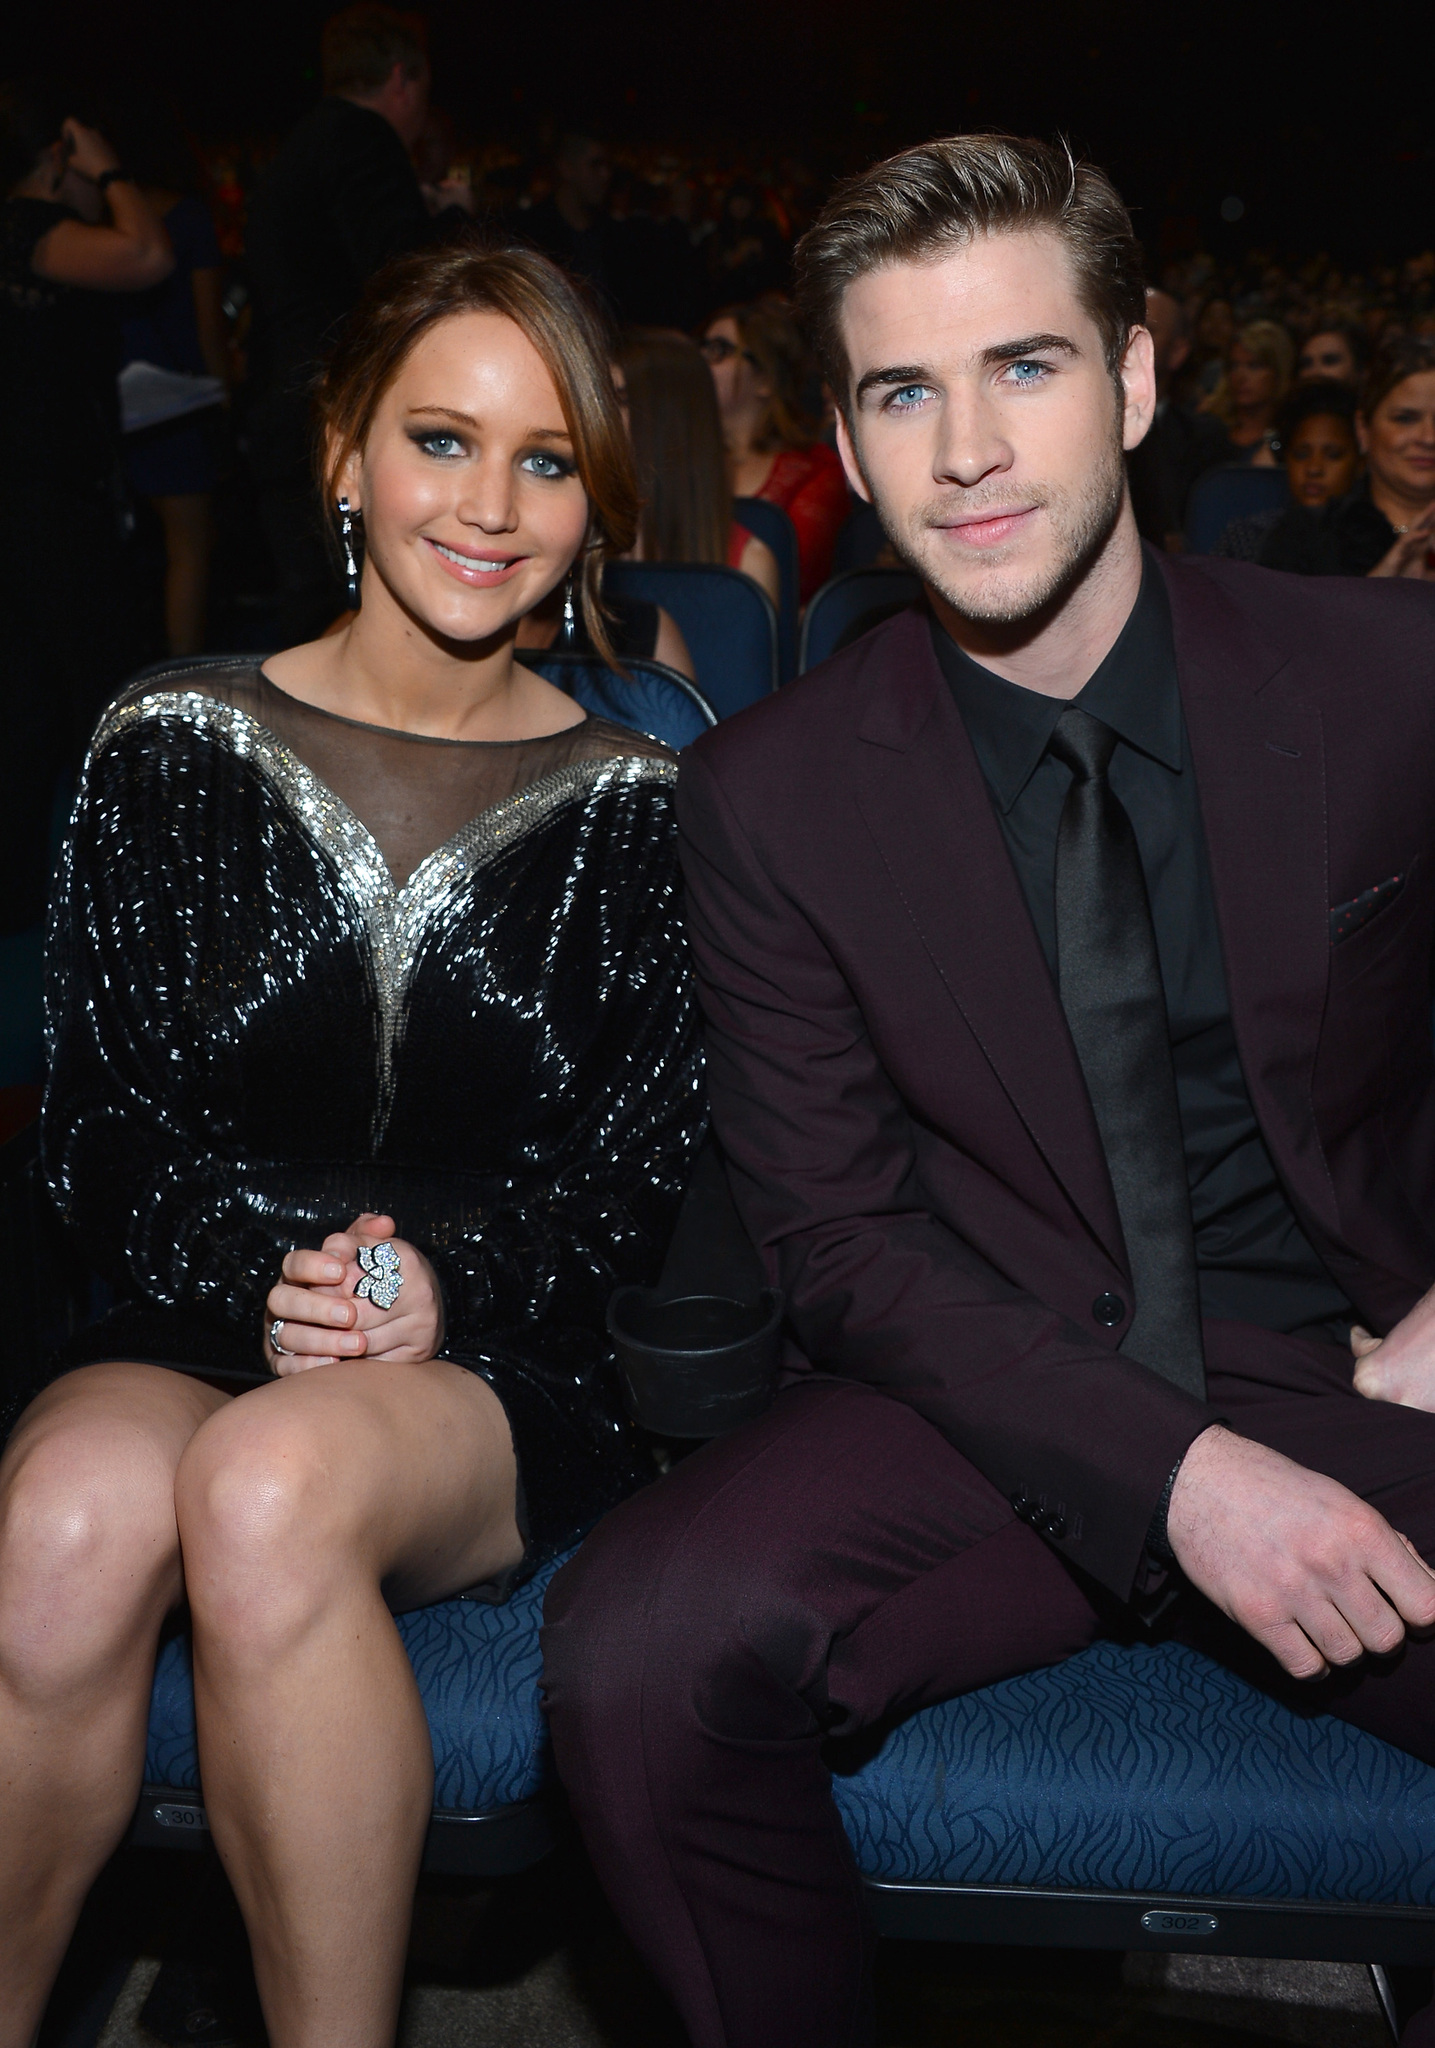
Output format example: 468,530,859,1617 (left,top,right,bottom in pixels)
676,555,1435,1600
